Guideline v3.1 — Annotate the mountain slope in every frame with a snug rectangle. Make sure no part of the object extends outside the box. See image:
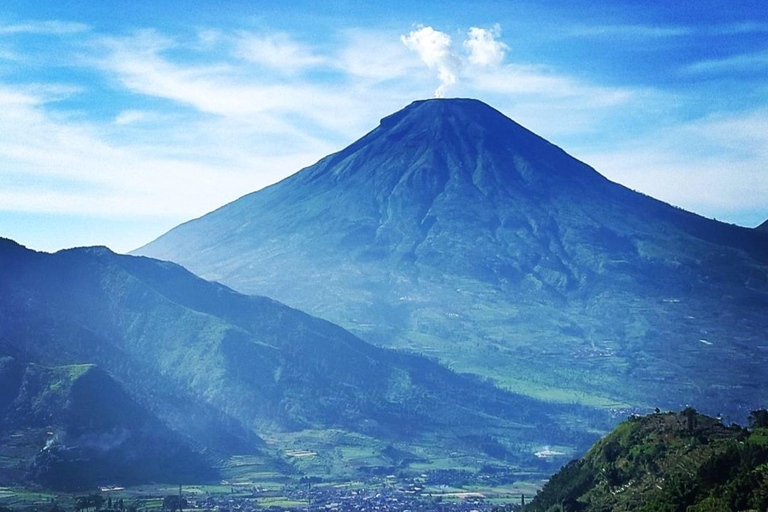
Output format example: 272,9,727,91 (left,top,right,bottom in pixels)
528,410,768,512
135,98,768,416
0,237,602,485
0,358,214,490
